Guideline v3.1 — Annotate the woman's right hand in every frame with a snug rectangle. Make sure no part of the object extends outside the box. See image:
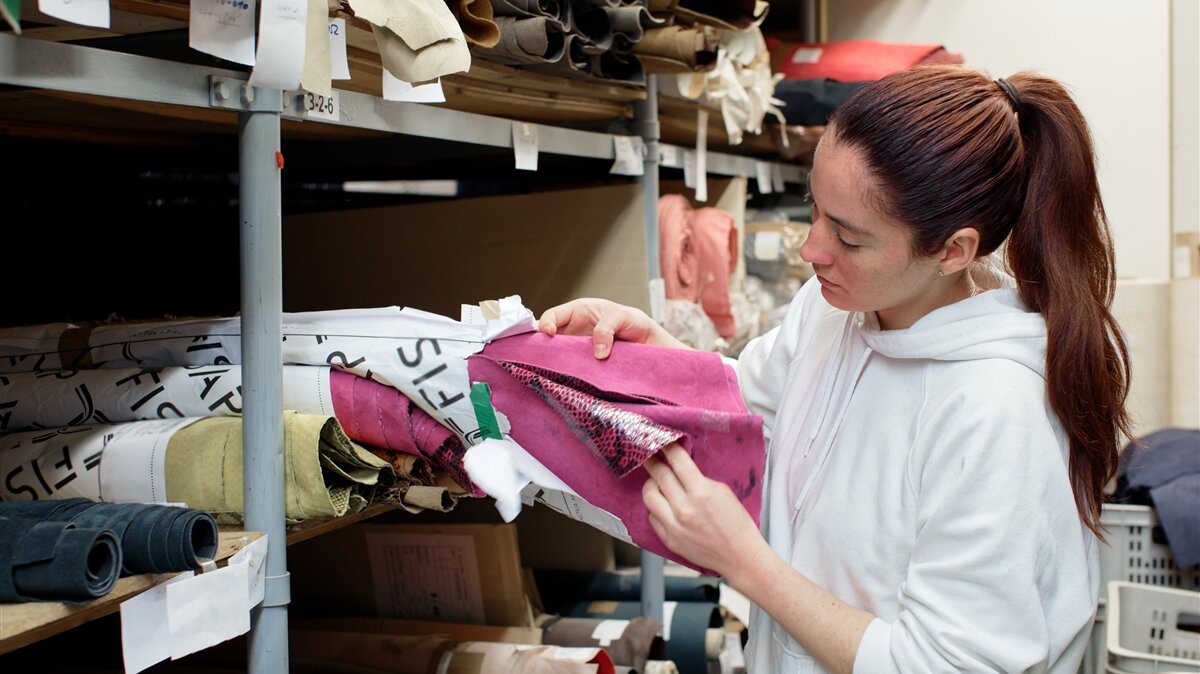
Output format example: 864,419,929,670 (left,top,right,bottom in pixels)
537,298,686,359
